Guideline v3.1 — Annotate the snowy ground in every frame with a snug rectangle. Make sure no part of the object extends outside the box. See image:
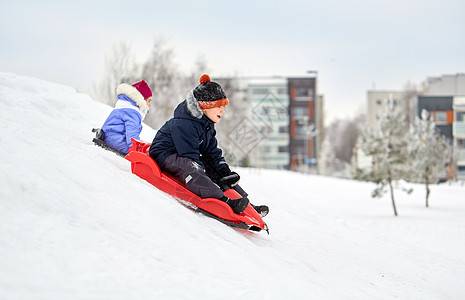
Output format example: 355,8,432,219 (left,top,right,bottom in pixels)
1,72,464,299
